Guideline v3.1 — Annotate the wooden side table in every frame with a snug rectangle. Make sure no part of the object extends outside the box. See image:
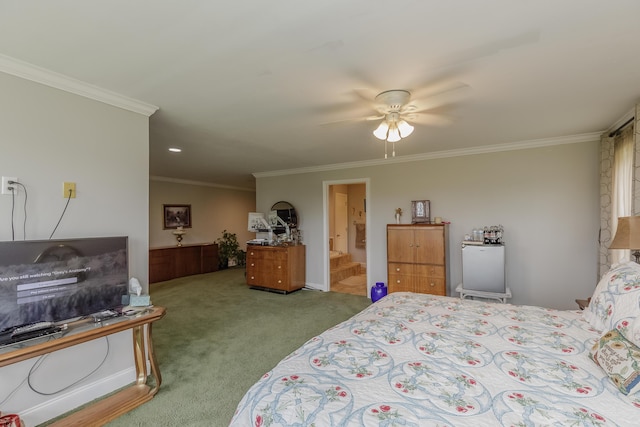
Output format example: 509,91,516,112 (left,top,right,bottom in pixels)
0,307,166,426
